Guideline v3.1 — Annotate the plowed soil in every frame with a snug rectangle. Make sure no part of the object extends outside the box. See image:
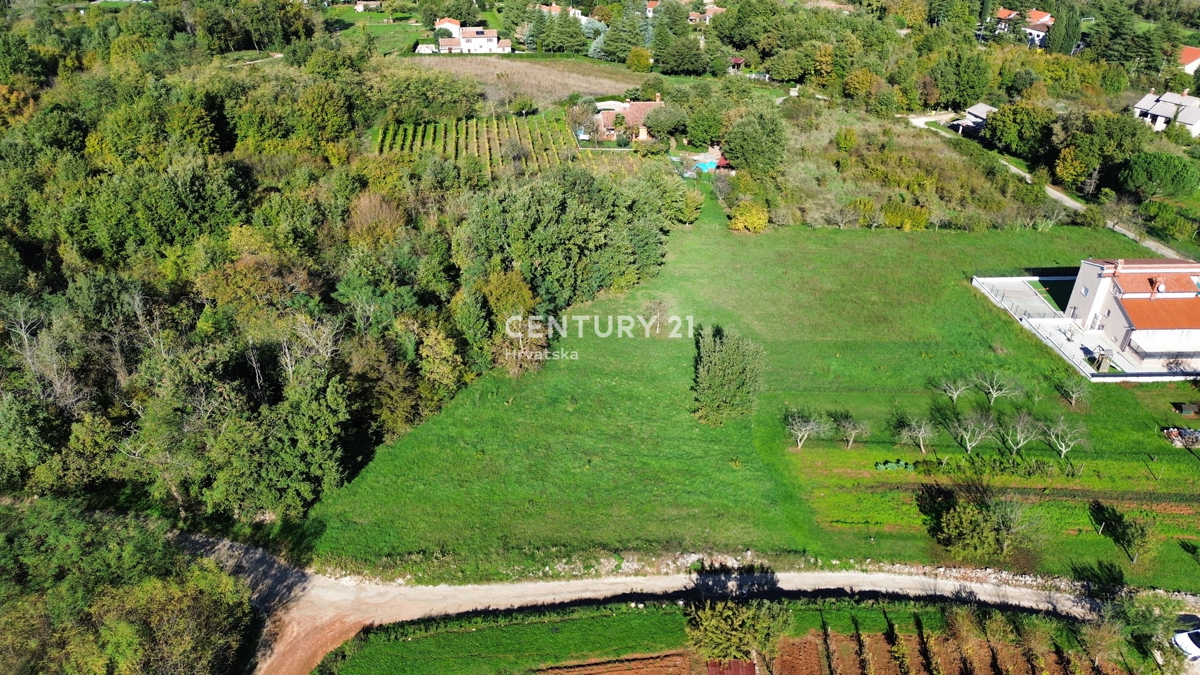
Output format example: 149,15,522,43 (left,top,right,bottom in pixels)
866,635,902,675
538,652,690,675
831,634,864,675
777,635,825,675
